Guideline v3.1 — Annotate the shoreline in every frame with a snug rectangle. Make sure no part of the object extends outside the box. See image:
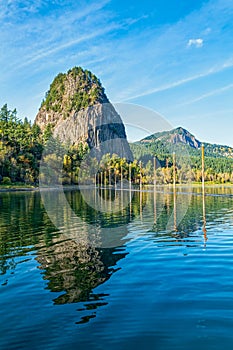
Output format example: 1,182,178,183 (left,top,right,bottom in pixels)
0,187,39,193
1,182,233,193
